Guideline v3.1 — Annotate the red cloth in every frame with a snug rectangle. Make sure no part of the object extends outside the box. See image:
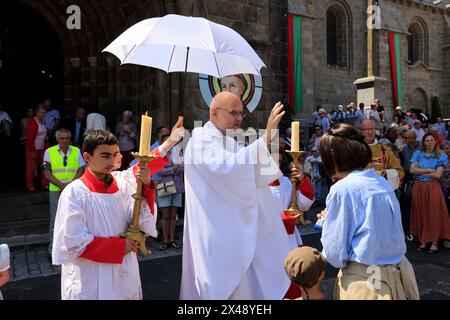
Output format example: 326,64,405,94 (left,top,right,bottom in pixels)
298,178,314,200
26,149,47,189
284,282,302,300
25,118,38,151
269,179,280,187
282,214,297,234
80,236,126,264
